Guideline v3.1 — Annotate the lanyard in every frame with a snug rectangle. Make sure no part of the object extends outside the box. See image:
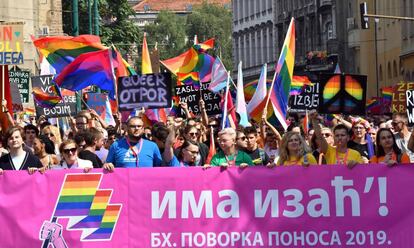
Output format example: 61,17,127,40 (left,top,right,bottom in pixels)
126,138,144,167
224,151,238,166
336,149,349,165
